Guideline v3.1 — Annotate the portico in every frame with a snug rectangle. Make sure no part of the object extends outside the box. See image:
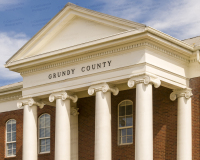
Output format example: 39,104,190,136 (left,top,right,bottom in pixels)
3,2,198,160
